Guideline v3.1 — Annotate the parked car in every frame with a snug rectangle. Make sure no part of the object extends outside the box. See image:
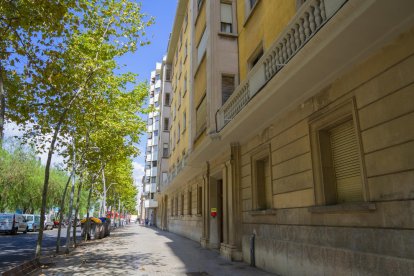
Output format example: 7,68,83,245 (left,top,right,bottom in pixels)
0,213,28,234
44,215,54,230
23,214,41,232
